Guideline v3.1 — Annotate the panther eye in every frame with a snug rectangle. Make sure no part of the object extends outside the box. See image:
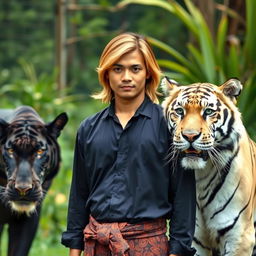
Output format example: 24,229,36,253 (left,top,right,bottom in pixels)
204,108,215,115
37,149,44,154
175,108,184,116
7,148,14,155
36,149,45,158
